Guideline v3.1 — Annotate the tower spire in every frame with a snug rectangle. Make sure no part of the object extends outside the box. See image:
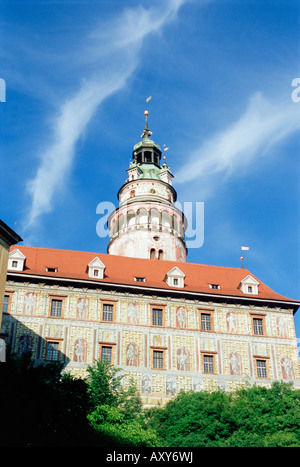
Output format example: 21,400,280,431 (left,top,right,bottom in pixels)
107,111,187,262
141,110,152,140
